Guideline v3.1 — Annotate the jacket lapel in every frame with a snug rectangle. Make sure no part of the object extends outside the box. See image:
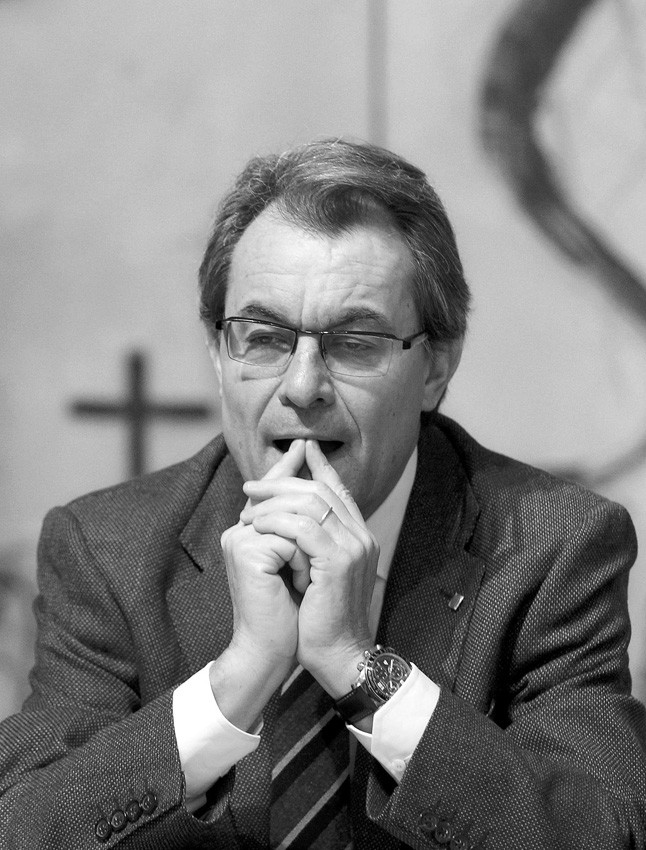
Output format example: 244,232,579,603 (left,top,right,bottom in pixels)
377,422,485,690
167,450,245,673
354,423,486,850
